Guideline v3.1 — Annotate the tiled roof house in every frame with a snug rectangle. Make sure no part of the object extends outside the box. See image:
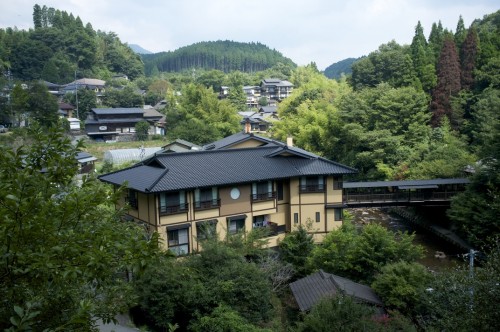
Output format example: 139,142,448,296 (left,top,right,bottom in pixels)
99,132,356,255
